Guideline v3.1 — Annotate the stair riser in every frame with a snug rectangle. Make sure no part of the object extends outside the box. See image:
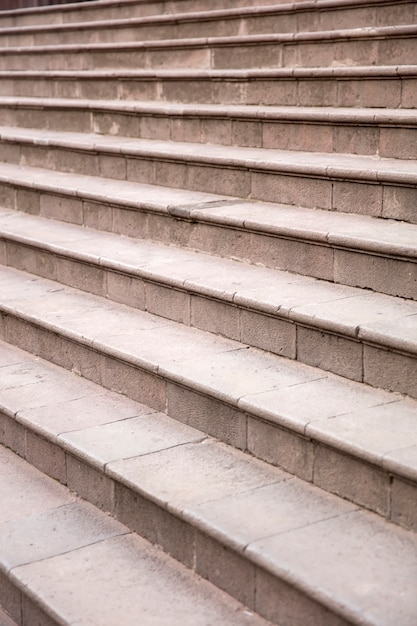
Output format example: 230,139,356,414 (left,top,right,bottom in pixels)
1,104,417,160
2,139,417,223
0,312,415,542
1,1,416,43
2,73,416,109
1,180,416,299
0,407,358,626
2,36,417,71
